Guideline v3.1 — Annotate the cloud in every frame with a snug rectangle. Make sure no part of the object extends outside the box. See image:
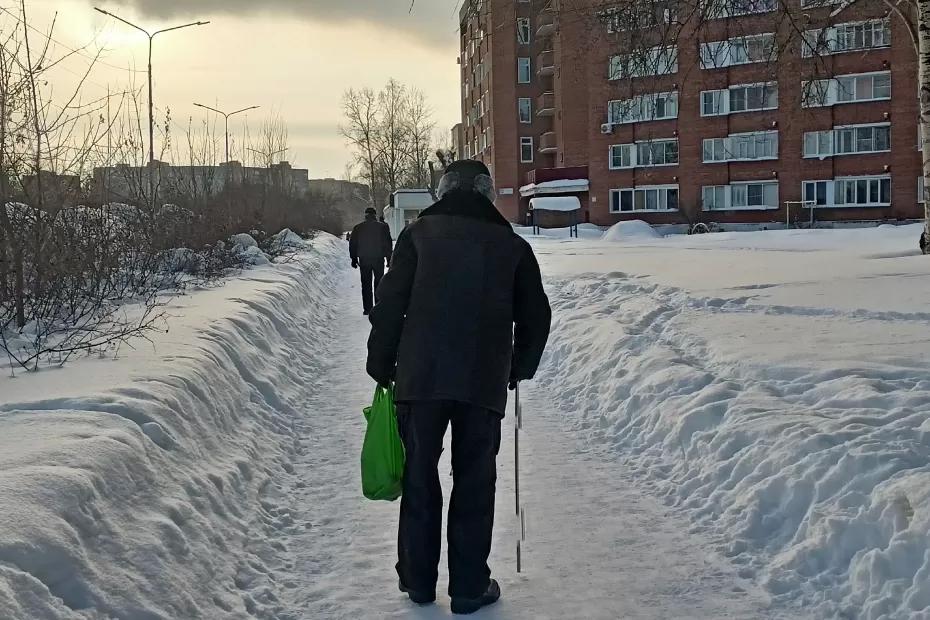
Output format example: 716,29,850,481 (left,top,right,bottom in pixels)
106,0,462,48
